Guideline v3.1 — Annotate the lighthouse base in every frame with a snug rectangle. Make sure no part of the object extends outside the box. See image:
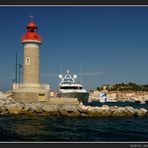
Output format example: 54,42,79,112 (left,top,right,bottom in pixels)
12,83,50,103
